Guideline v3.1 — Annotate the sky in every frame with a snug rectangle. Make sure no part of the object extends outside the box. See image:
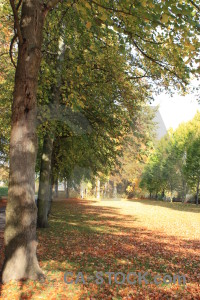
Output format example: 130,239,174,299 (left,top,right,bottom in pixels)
151,89,200,139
